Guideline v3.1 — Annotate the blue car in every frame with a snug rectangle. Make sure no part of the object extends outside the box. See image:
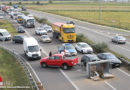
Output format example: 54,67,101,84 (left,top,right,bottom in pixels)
58,43,77,56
